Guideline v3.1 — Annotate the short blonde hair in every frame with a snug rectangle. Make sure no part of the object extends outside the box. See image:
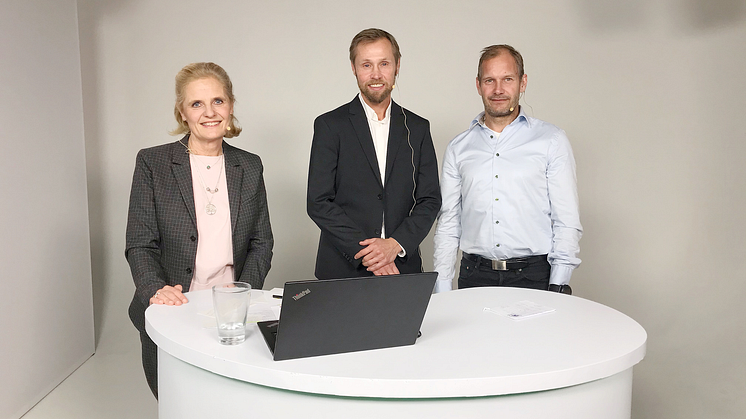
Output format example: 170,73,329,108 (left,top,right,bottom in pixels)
170,62,241,138
349,28,401,65
477,45,524,81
